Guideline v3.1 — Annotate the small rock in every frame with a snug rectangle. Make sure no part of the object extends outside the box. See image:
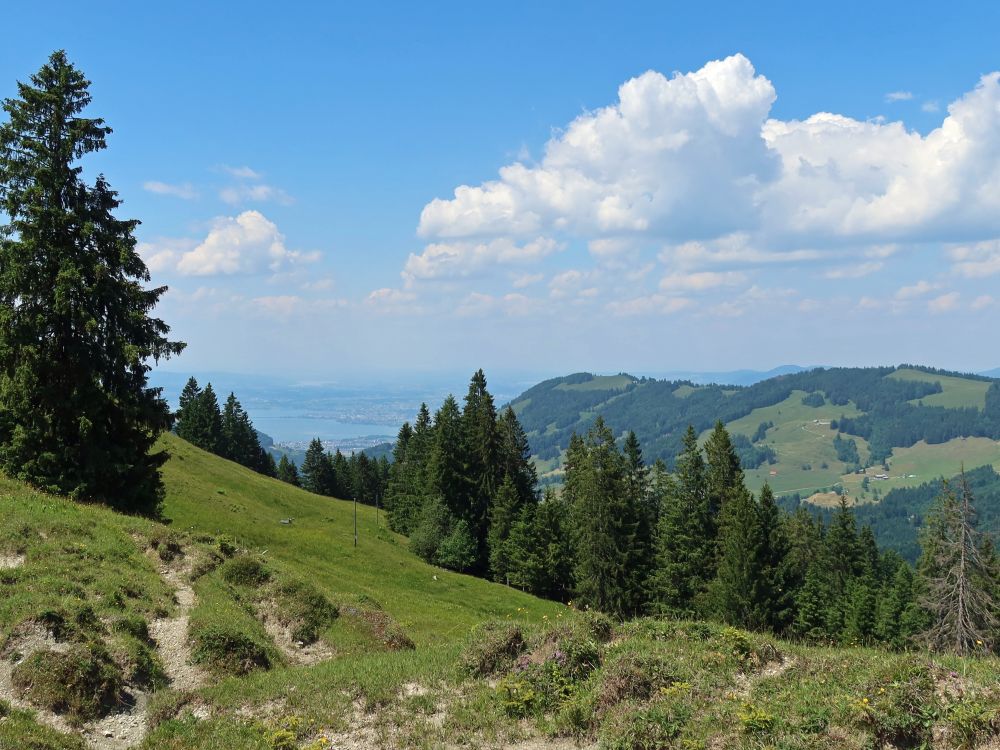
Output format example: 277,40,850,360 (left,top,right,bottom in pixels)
104,730,114,738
